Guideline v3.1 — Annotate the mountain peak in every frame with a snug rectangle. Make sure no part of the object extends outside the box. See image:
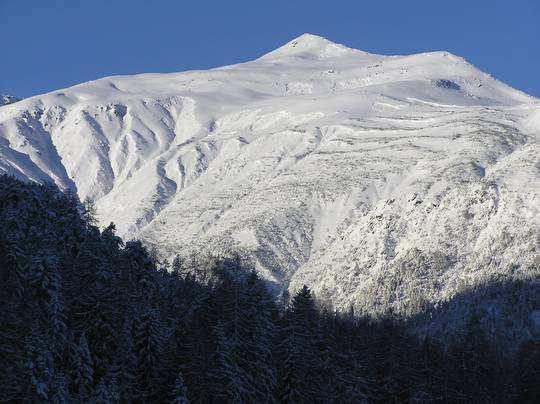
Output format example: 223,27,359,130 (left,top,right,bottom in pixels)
260,33,366,60
0,34,537,323
286,33,334,47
